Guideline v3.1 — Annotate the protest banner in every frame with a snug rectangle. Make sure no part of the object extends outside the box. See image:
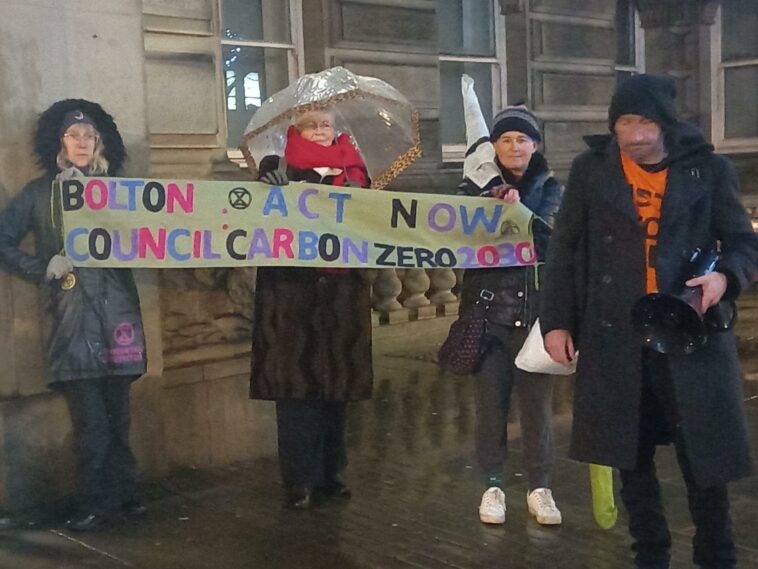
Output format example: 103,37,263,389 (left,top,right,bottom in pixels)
59,177,536,270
